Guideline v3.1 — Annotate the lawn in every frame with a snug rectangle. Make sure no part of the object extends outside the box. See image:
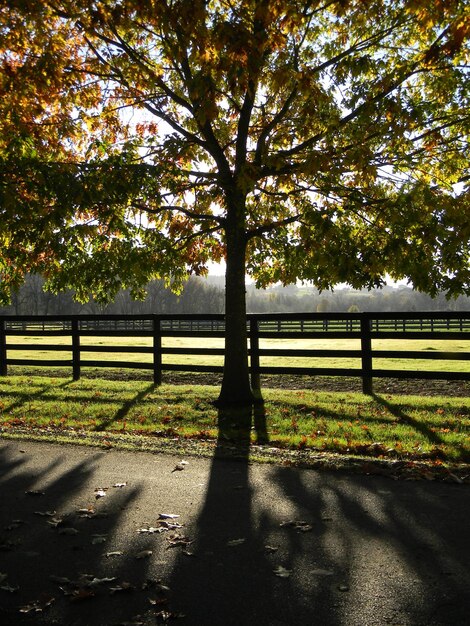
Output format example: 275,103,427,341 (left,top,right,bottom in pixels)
5,335,470,373
0,375,468,465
